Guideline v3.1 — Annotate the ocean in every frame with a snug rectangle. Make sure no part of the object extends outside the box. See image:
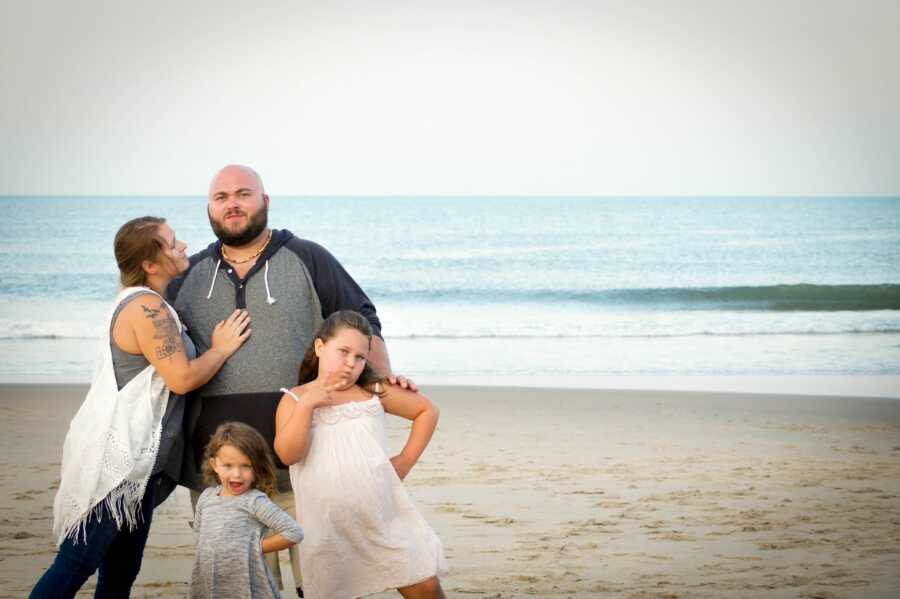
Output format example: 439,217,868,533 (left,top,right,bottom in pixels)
2,196,899,386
